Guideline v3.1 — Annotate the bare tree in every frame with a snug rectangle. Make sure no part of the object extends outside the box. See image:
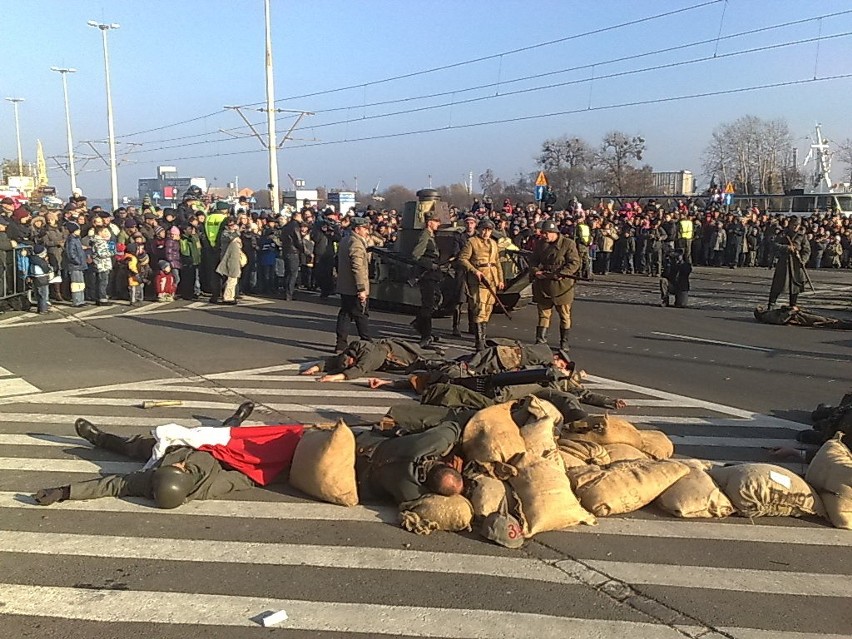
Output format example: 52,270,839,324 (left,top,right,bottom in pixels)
478,168,504,197
703,116,799,194
536,136,595,197
379,184,416,212
836,138,852,183
596,131,646,195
